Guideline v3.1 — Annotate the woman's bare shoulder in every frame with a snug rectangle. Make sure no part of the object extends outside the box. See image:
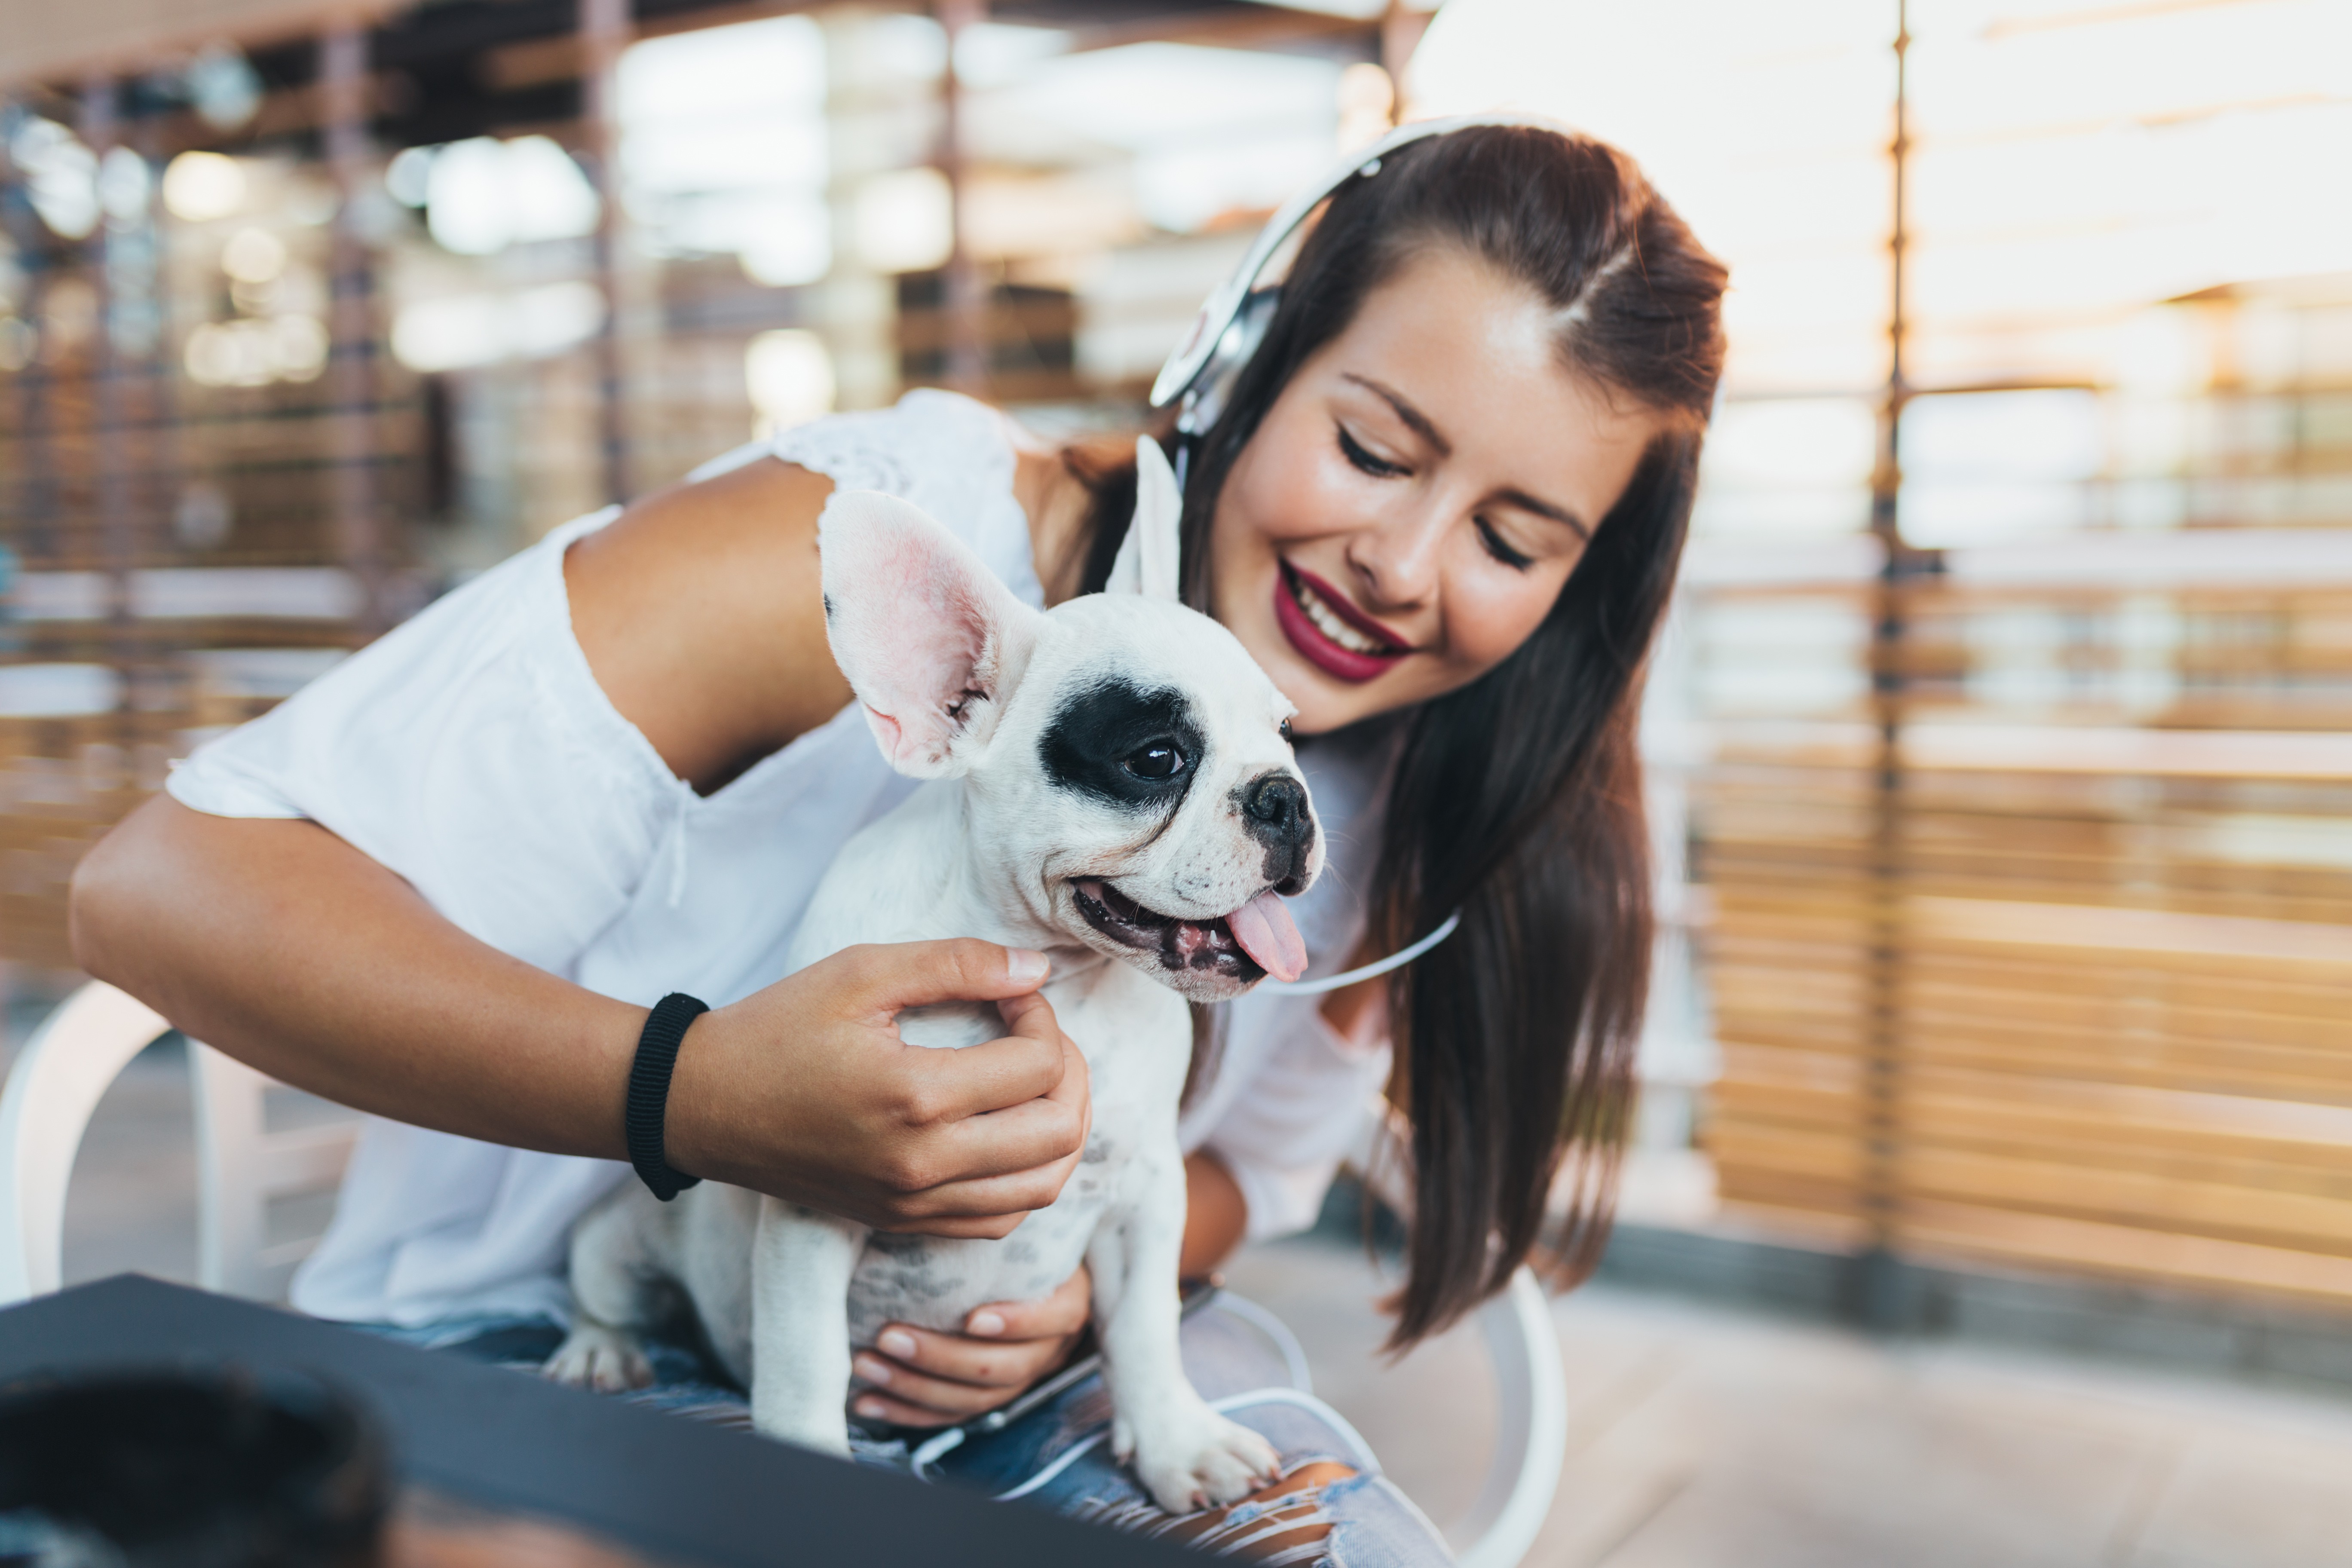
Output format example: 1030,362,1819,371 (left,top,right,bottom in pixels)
564,456,852,796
